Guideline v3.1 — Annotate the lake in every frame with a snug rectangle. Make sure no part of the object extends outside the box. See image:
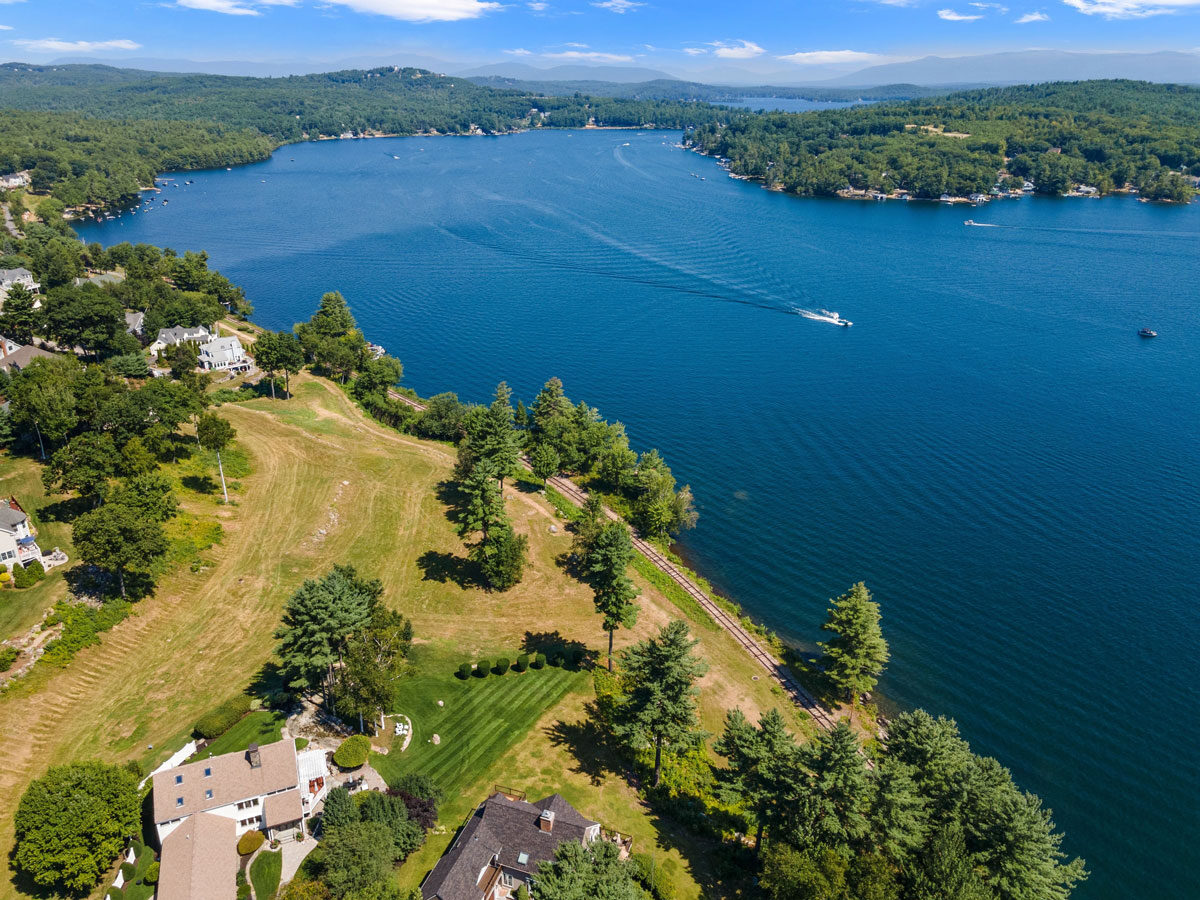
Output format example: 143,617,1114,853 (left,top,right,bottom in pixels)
77,130,1200,900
